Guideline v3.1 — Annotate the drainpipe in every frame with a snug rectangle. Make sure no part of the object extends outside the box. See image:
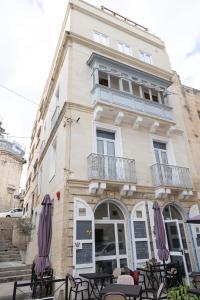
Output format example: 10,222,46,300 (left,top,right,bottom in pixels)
128,212,135,270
